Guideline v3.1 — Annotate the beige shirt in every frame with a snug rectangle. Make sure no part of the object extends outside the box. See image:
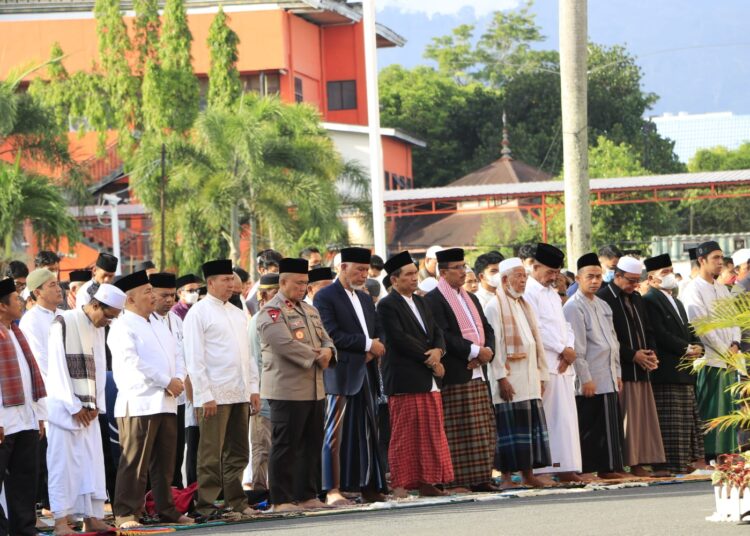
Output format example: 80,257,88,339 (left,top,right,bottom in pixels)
257,291,336,401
